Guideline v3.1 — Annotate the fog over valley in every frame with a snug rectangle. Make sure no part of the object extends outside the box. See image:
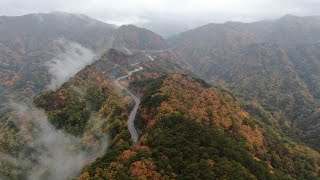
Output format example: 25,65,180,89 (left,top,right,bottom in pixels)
47,40,97,90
